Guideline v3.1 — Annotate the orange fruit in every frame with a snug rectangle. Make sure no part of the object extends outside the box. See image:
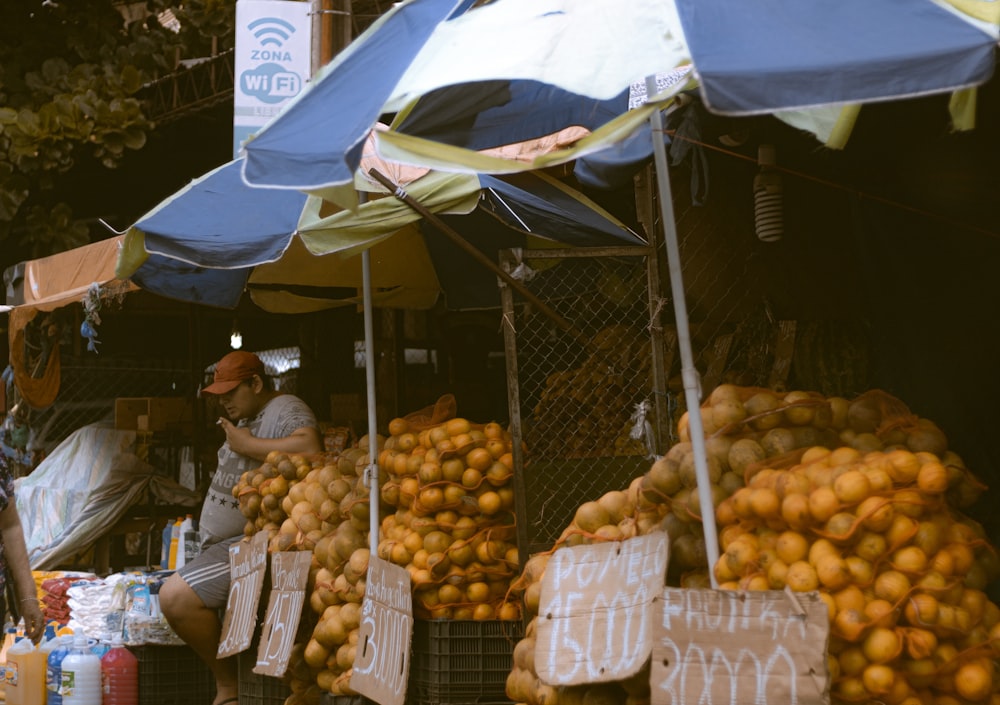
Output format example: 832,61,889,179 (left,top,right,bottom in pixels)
478,491,502,515
441,458,465,483
838,646,868,676
781,493,812,529
808,486,840,523
785,561,819,592
862,663,896,696
749,487,781,519
864,599,896,629
917,461,949,494
388,417,410,436
815,555,852,590
466,447,493,472
461,468,483,489
445,417,472,437
833,585,868,614
834,470,872,504
874,570,911,603
472,602,494,621
955,659,993,702
775,531,809,564
893,546,928,574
